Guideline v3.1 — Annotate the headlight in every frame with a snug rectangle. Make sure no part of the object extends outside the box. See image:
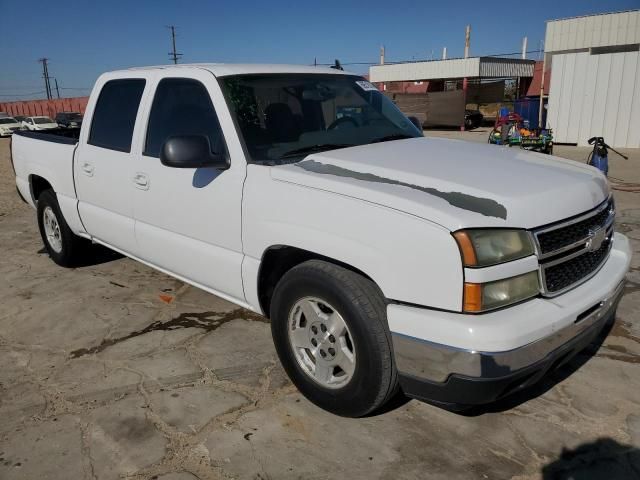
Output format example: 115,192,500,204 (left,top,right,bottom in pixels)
463,271,539,312
453,229,534,267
